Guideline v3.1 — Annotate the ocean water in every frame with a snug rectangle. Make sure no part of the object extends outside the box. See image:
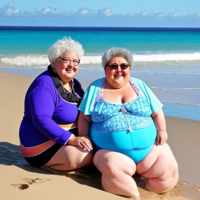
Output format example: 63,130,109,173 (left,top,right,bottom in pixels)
0,27,200,107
